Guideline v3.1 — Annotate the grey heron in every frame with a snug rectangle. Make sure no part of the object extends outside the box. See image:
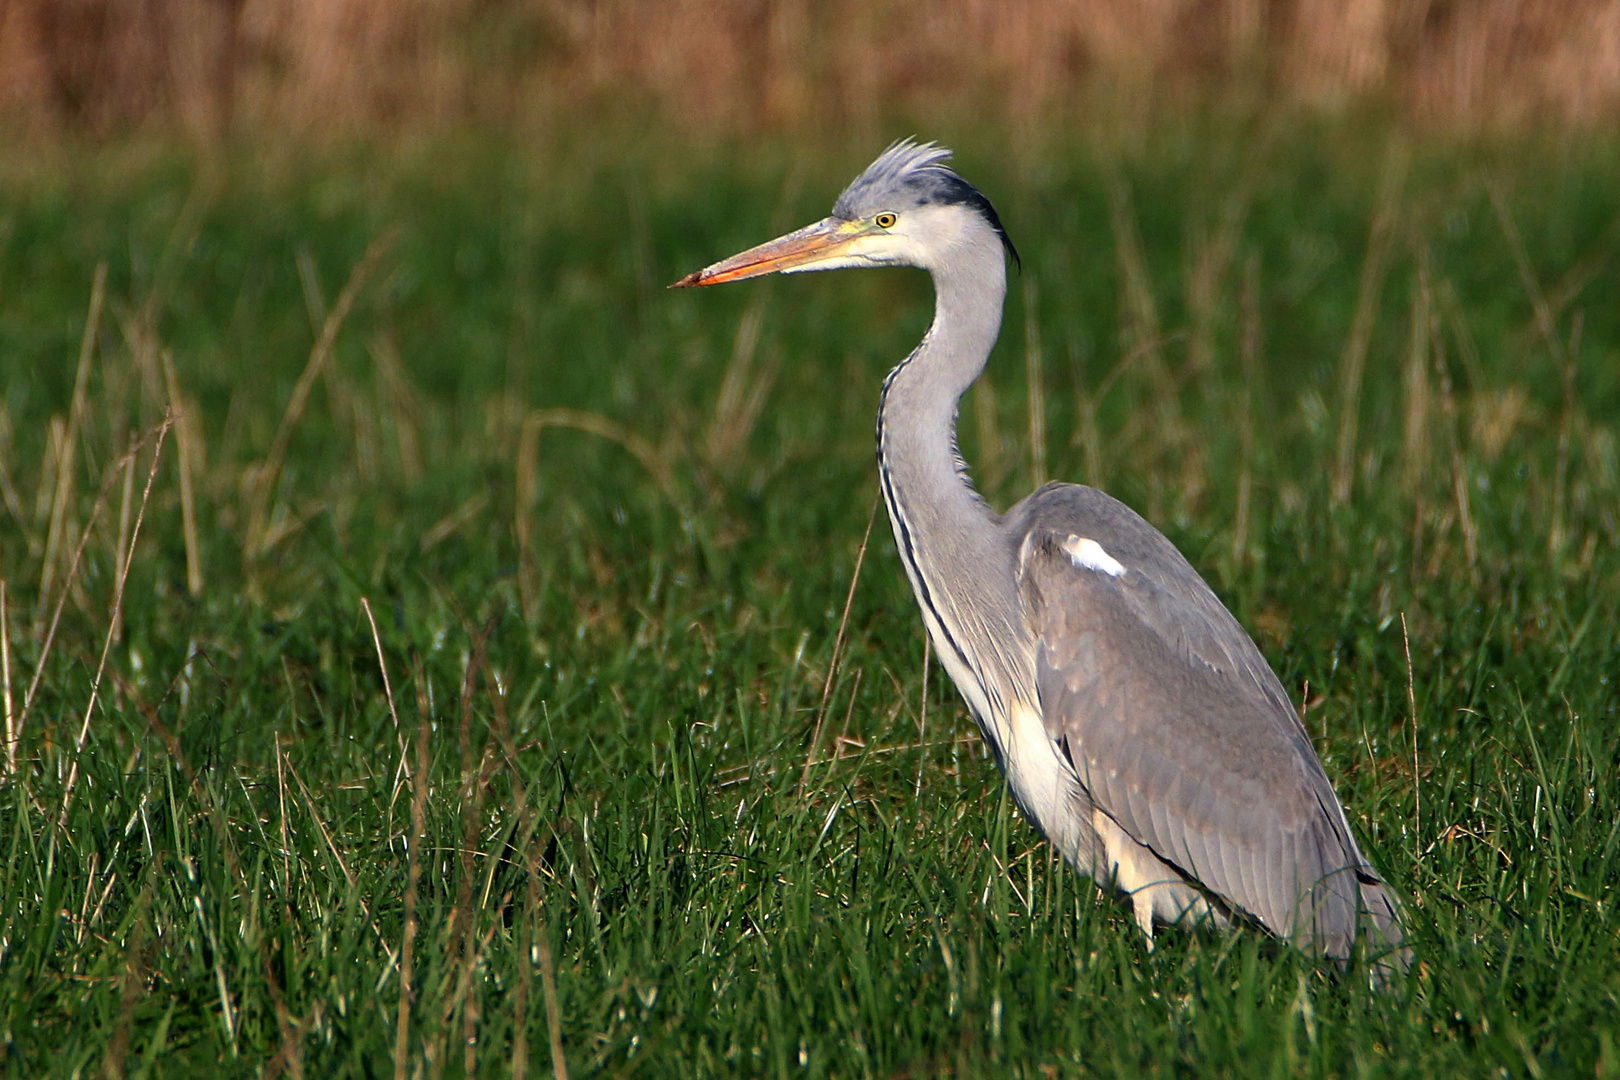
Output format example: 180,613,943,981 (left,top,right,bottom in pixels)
673,140,1406,968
